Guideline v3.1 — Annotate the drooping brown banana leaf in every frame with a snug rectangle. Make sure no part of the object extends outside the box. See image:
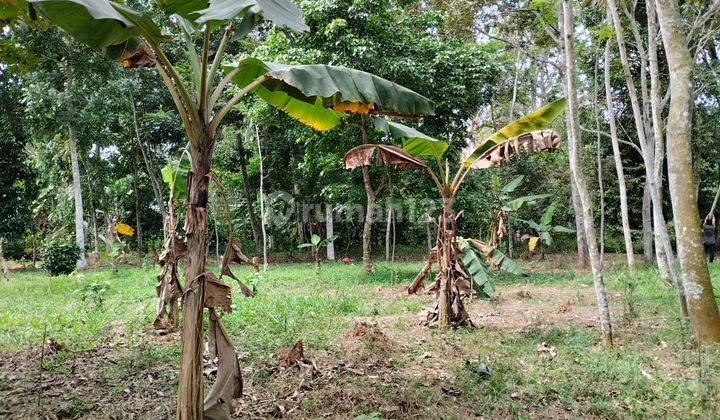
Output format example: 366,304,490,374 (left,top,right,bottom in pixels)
344,144,428,170
219,237,256,297
371,116,448,160
471,130,561,169
204,308,242,420
464,98,566,167
226,58,435,131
